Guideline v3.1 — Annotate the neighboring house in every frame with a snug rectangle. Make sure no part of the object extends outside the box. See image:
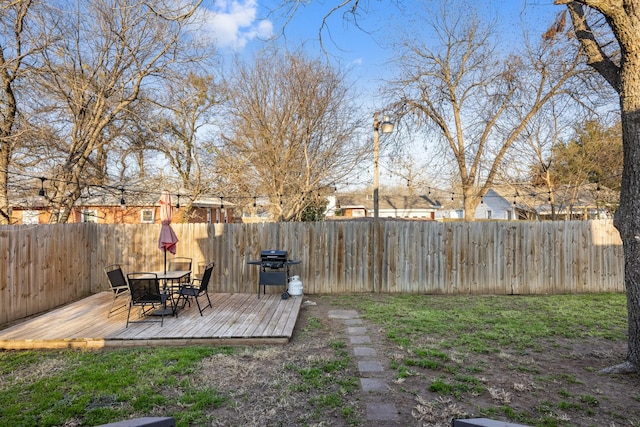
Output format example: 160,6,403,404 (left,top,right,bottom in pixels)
9,190,233,225
474,189,518,220
240,196,272,223
502,183,617,221
326,194,441,220
186,197,235,224
434,184,617,221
